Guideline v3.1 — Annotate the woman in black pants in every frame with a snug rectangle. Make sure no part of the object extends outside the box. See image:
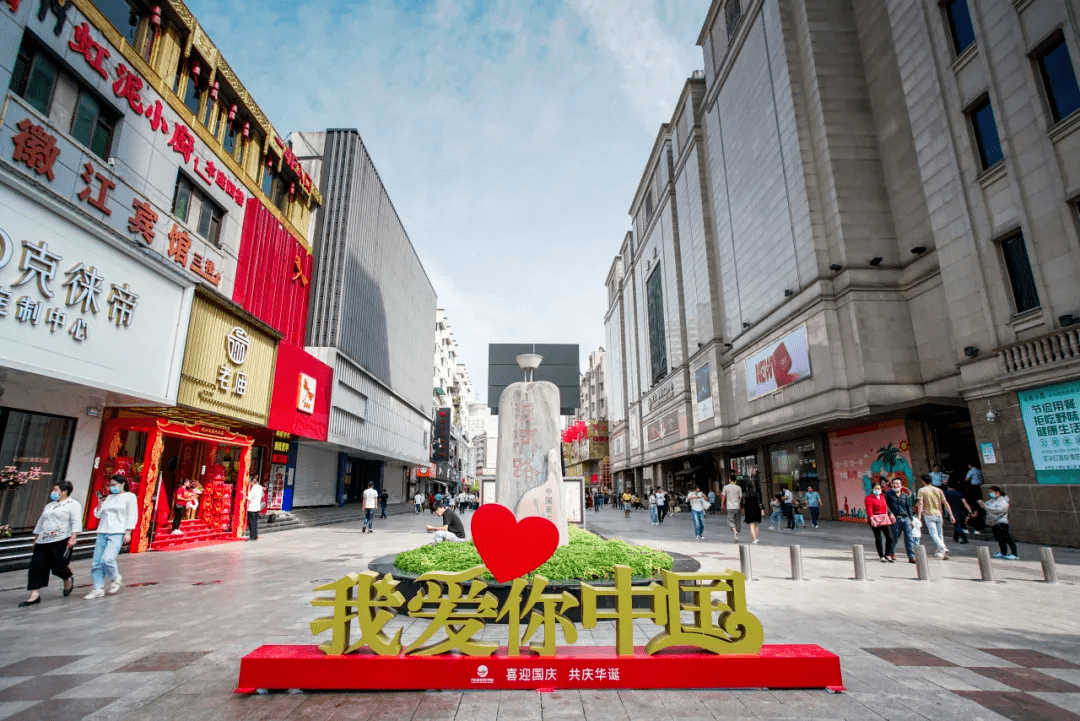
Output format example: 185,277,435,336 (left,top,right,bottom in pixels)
20,481,82,607
980,486,1019,560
